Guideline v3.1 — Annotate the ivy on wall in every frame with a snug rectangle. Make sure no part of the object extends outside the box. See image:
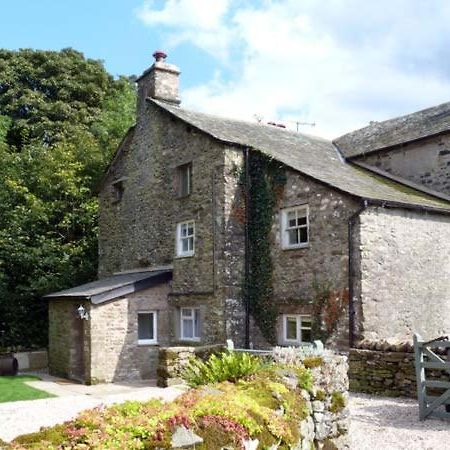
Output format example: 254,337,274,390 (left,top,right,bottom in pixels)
311,277,349,343
244,152,286,343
